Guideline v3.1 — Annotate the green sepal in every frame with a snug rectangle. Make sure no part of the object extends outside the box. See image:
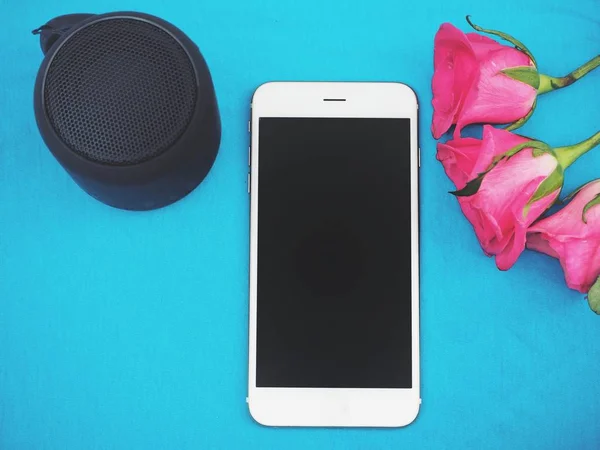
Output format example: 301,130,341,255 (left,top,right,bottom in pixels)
506,99,537,132
466,16,537,66
560,180,600,222
586,276,600,315
523,166,563,218
502,66,540,89
582,193,600,223
491,142,527,164
563,186,584,203
451,174,485,197
493,140,551,164
452,140,551,198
